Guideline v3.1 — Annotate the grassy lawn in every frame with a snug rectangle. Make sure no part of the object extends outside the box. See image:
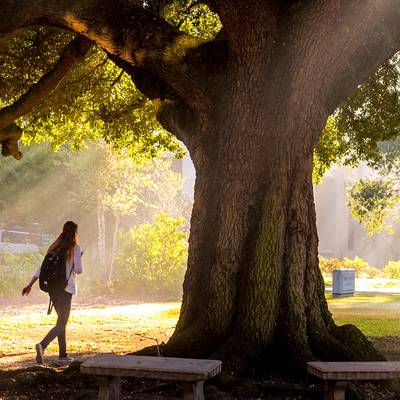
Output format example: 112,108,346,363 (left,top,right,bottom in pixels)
1,292,399,369
327,293,400,360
